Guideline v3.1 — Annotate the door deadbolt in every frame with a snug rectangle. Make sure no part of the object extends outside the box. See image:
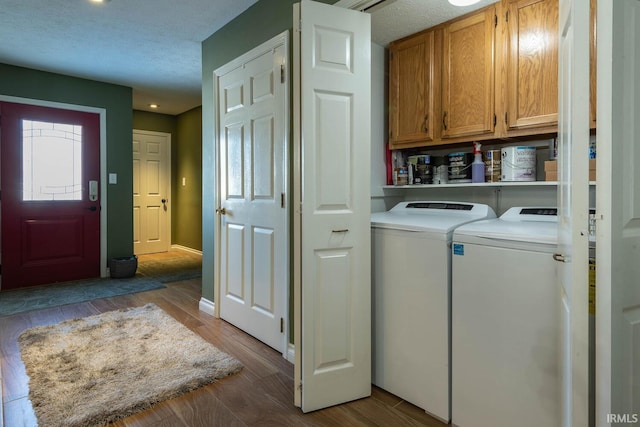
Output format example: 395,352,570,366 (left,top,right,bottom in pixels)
216,207,227,215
